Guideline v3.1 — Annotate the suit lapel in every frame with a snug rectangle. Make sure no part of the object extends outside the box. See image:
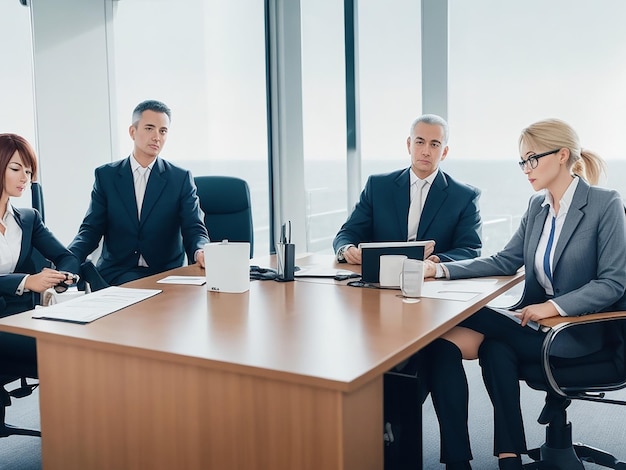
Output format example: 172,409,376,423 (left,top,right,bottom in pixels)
114,157,141,224
552,181,588,269
13,208,33,268
392,169,411,240
527,202,549,266
515,201,549,305
417,171,447,237
139,157,167,226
